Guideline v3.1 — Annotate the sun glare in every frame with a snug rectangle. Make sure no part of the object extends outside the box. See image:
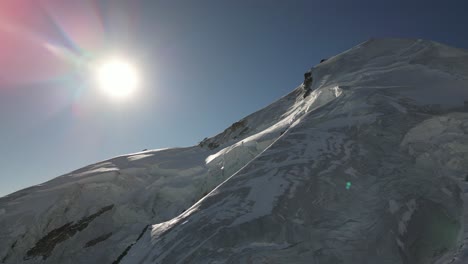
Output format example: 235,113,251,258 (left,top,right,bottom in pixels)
95,58,139,98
